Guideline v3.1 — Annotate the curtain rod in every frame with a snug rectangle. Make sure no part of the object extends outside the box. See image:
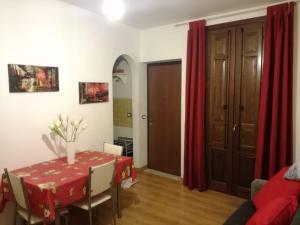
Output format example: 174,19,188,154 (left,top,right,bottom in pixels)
174,0,299,27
